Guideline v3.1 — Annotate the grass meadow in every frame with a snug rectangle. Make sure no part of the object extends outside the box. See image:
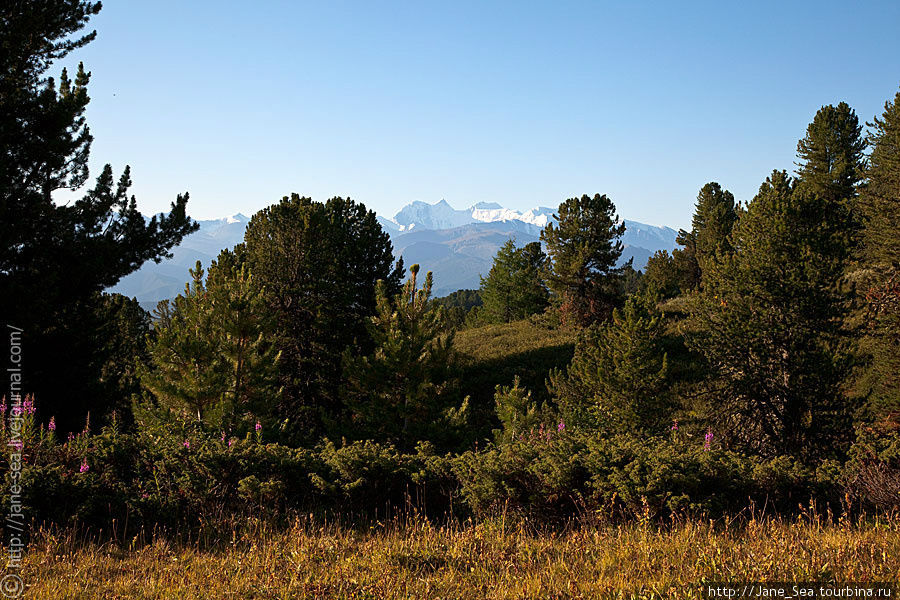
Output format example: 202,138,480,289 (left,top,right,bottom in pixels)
23,512,900,599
